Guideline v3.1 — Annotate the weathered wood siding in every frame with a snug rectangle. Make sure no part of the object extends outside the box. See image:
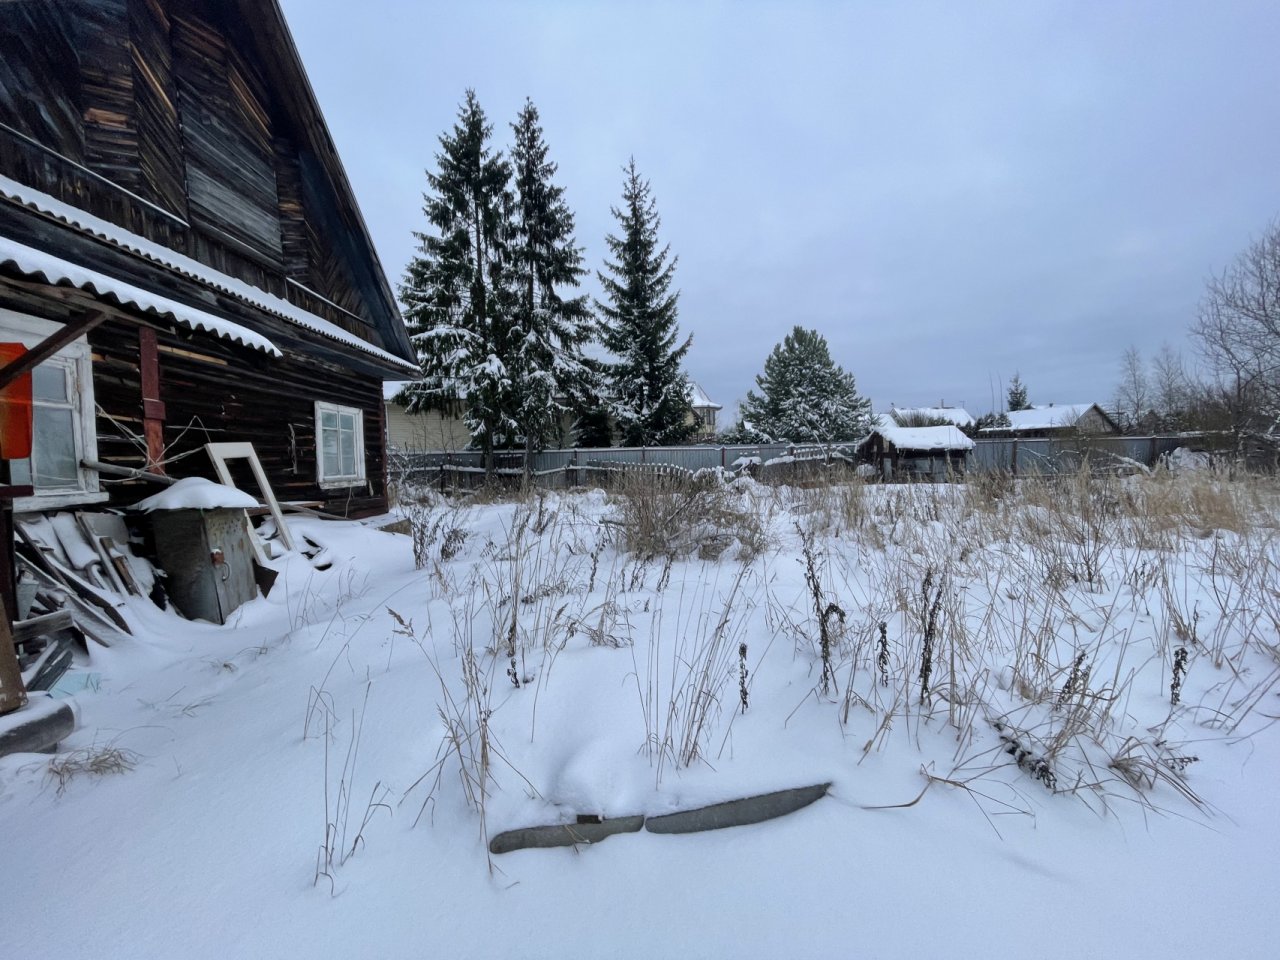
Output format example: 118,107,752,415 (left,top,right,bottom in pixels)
171,6,283,263
130,0,187,217
0,0,406,356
